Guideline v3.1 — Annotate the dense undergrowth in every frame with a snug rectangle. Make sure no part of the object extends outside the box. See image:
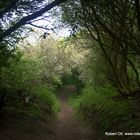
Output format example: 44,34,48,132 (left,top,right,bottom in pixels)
1,83,59,120
0,34,85,121
0,38,63,120
70,85,140,140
